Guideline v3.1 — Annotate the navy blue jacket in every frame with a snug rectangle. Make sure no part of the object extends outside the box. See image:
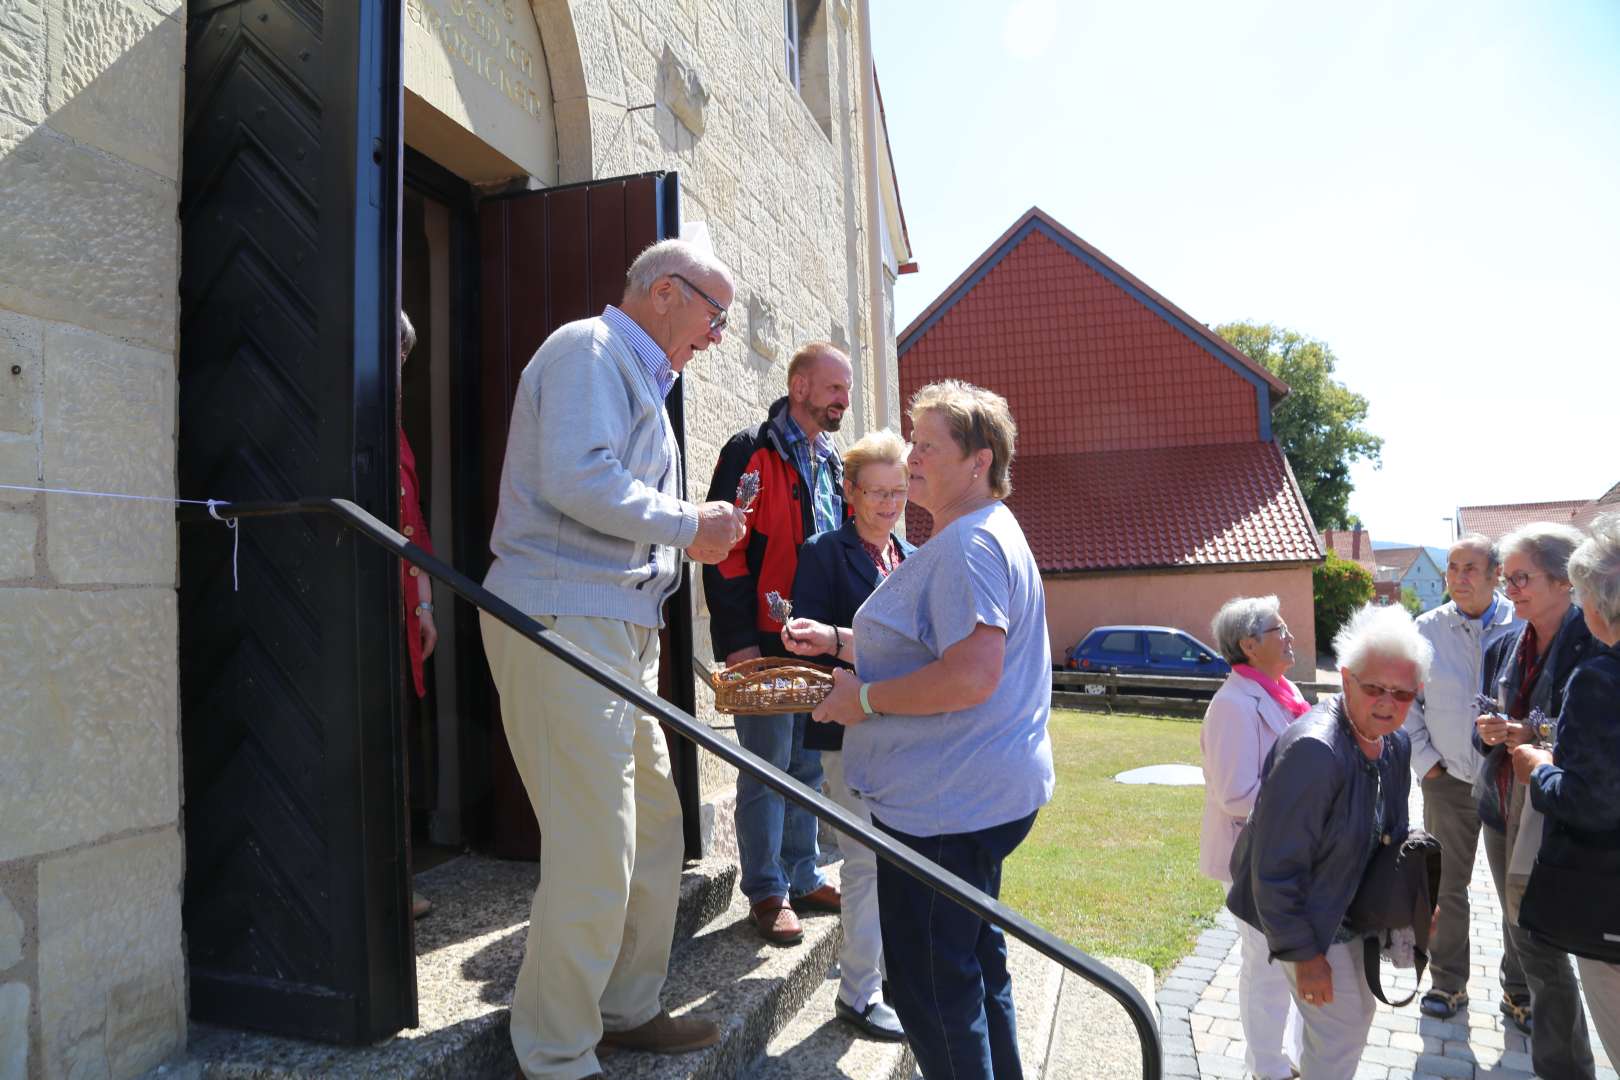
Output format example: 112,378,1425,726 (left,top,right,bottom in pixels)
1529,642,1620,844
789,519,914,750
1226,695,1411,962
